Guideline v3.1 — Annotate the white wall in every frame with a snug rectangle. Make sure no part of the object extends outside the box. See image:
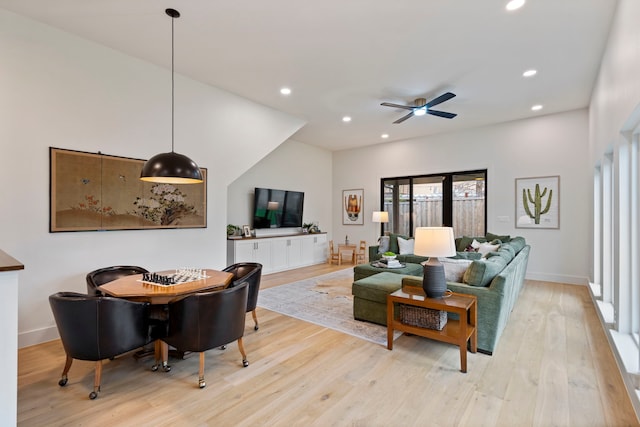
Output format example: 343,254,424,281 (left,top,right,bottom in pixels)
0,10,304,347
590,0,640,161
227,139,333,235
332,109,590,284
